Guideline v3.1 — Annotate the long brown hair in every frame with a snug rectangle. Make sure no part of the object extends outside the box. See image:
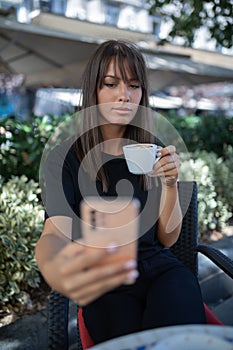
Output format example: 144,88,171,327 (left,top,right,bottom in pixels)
75,40,155,192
